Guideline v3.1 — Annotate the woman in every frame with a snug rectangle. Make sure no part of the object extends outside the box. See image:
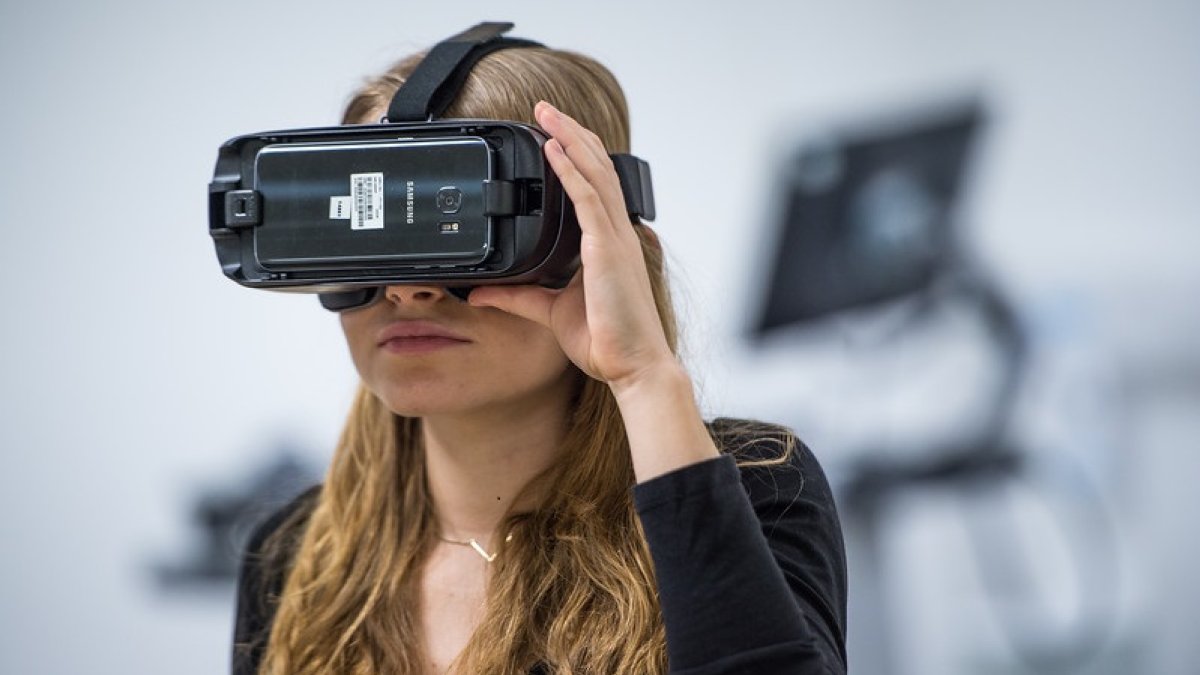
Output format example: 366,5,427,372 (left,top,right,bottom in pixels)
233,44,847,675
